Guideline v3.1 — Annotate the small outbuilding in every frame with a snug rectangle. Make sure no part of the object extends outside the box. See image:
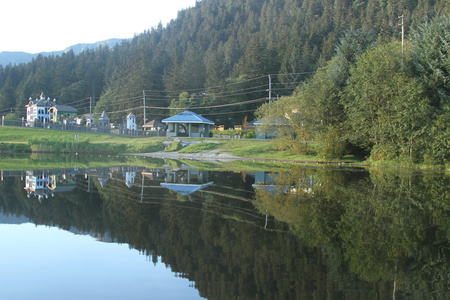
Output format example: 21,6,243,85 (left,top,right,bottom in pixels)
98,111,110,128
162,111,214,138
142,119,165,131
126,113,137,130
